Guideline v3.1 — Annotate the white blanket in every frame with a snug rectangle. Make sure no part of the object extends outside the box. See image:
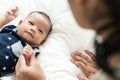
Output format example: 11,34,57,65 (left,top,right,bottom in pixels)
0,0,95,80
